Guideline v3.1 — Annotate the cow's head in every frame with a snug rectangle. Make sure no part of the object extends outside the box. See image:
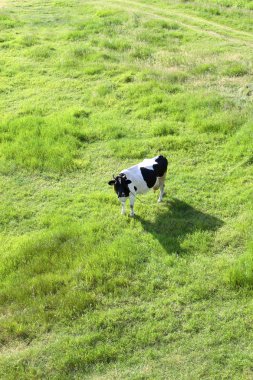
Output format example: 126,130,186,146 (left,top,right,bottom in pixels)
108,174,131,200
